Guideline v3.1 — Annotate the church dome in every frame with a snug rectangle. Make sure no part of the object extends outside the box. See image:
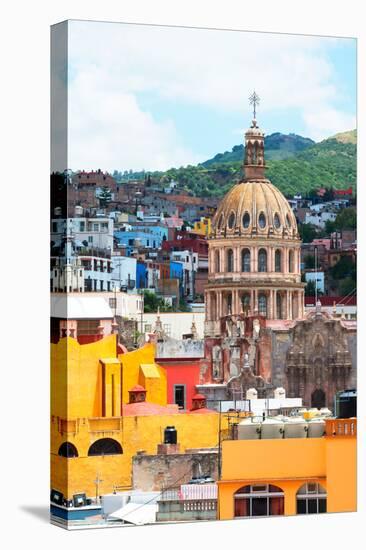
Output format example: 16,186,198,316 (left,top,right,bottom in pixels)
211,179,299,239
